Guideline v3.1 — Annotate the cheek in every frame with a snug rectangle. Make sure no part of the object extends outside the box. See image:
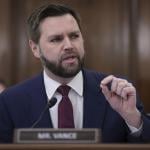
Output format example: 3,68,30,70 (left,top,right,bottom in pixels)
77,42,85,57
39,39,60,58
45,48,60,62
45,50,59,61
40,44,60,60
